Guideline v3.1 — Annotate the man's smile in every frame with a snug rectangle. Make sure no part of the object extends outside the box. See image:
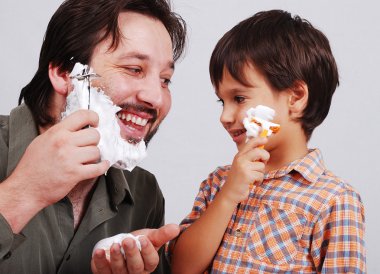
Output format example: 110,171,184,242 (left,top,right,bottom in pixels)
116,108,157,142
117,111,149,127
